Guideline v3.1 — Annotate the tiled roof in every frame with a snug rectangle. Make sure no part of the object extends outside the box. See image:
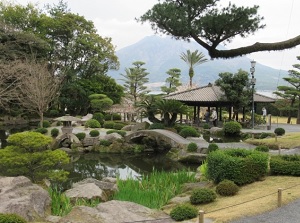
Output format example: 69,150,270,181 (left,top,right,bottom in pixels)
164,84,226,102
164,84,275,103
